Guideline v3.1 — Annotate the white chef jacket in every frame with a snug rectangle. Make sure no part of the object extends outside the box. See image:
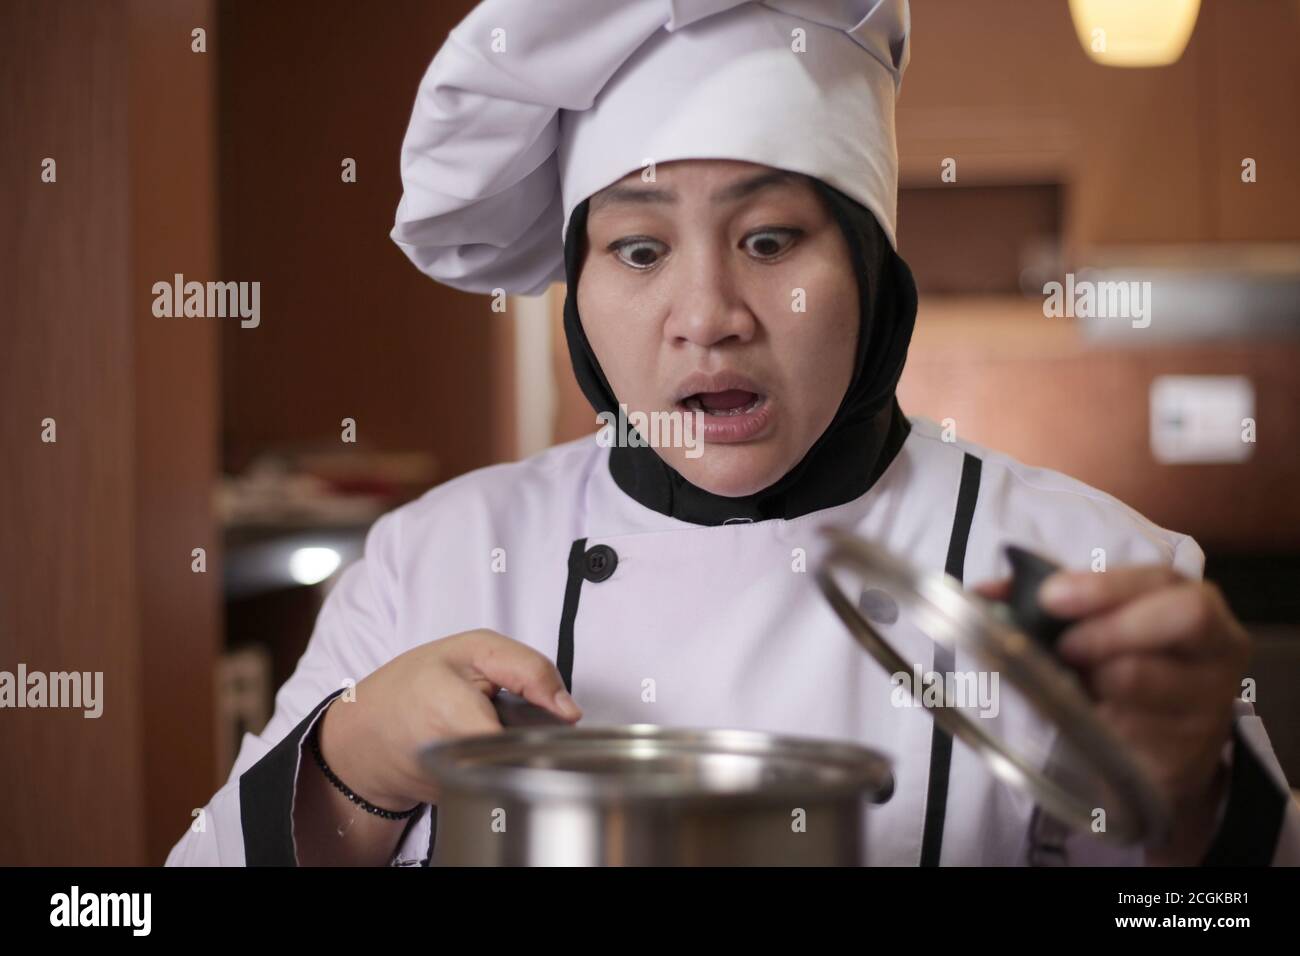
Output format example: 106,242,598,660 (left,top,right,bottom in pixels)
166,415,1300,866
